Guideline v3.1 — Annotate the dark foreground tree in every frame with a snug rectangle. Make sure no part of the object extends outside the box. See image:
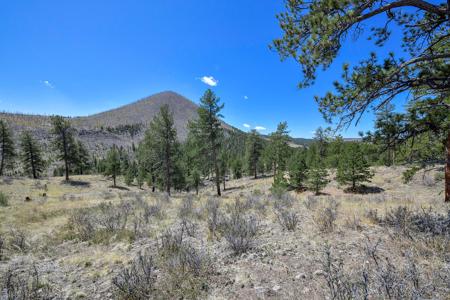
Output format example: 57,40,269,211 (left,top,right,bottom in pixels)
20,131,45,179
188,89,224,196
0,120,15,176
337,143,374,191
273,0,450,201
50,116,78,181
104,146,121,187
